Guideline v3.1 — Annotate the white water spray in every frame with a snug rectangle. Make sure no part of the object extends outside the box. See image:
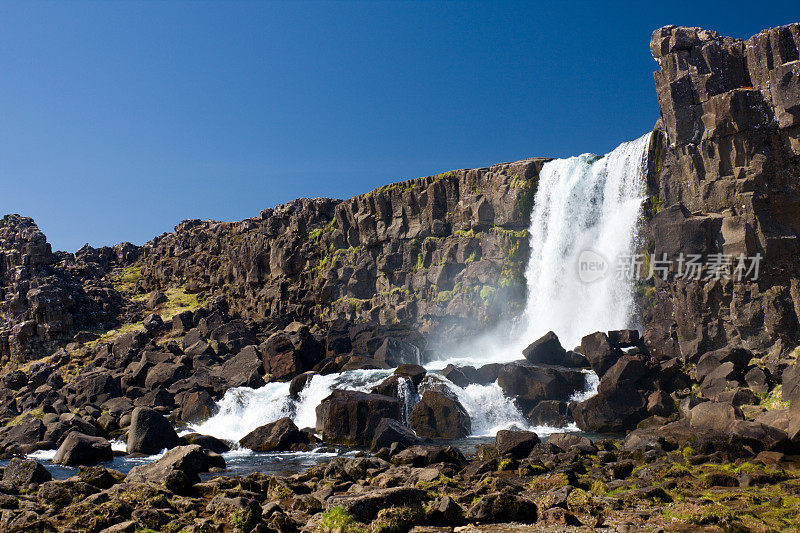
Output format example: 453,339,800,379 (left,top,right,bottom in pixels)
522,133,651,348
